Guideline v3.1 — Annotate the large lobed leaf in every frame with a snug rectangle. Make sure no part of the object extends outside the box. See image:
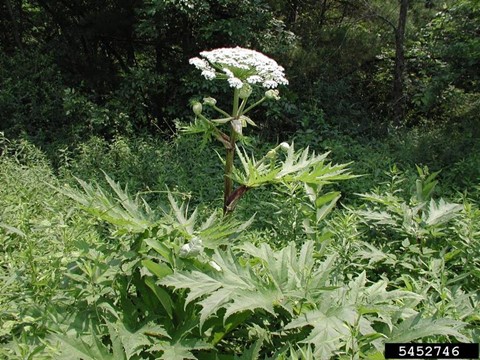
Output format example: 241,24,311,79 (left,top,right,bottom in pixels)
56,173,157,234
231,143,354,188
161,247,281,328
160,242,359,332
